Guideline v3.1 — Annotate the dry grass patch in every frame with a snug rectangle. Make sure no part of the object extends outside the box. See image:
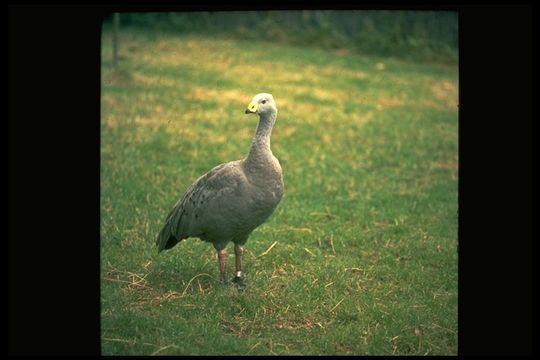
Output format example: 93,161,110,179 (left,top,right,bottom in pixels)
185,86,246,104
430,80,458,109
